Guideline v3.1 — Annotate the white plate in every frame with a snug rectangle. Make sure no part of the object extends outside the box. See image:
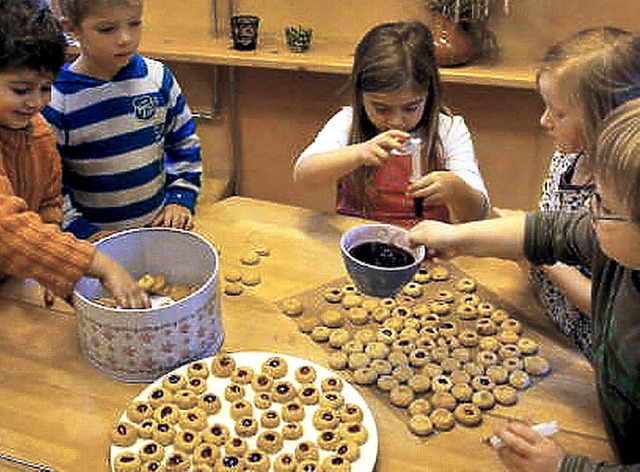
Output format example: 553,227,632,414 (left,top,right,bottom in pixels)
110,351,378,470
